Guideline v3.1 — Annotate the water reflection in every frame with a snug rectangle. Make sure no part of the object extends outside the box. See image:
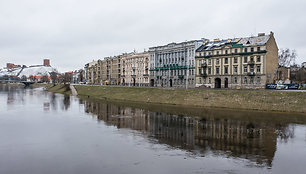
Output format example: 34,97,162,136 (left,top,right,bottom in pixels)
1,85,306,173
84,100,302,167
